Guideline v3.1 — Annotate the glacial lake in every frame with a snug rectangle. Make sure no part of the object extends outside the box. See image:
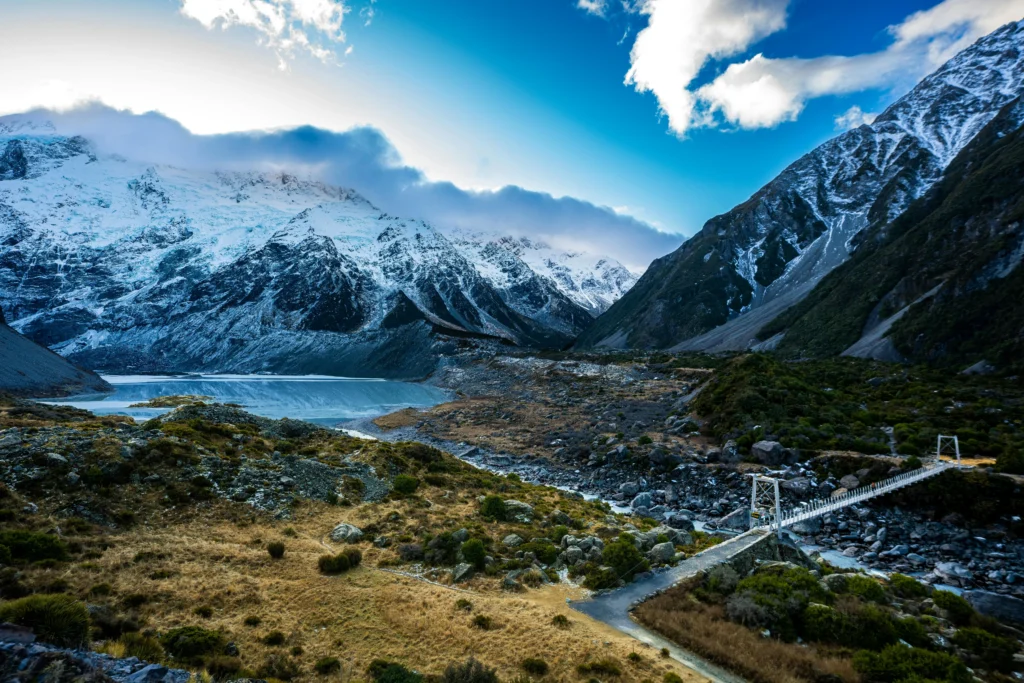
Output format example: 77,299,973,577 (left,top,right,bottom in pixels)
43,374,450,426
